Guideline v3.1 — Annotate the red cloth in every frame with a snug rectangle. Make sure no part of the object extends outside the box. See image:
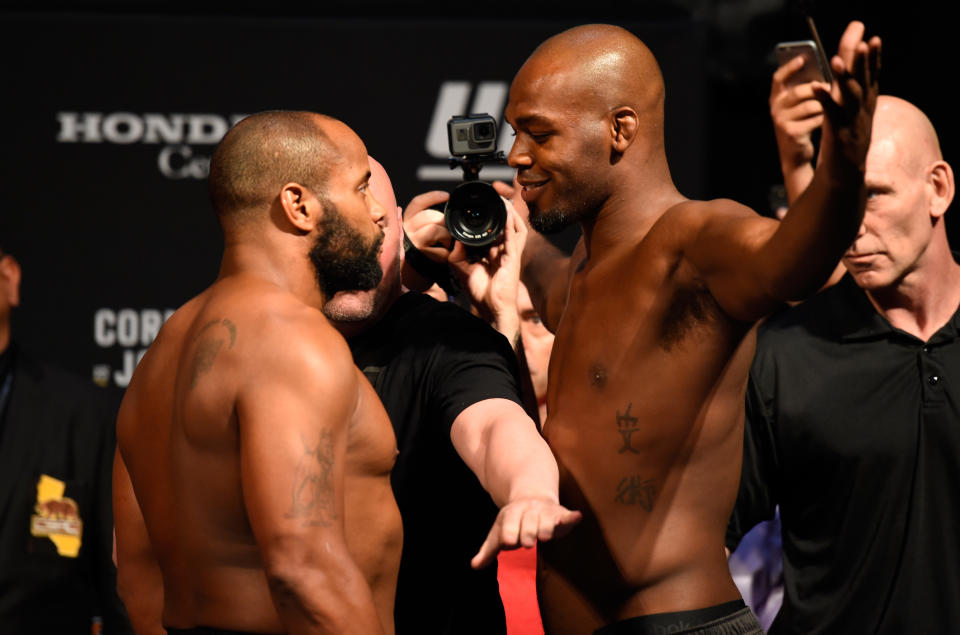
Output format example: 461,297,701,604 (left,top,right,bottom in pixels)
497,546,544,635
